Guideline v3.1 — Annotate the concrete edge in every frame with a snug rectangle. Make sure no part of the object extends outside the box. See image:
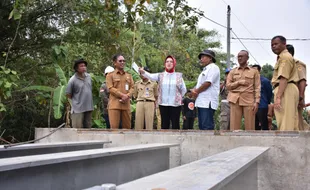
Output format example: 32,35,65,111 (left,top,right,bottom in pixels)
0,143,179,172
116,146,269,190
0,141,111,151
72,128,301,137
210,146,270,190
